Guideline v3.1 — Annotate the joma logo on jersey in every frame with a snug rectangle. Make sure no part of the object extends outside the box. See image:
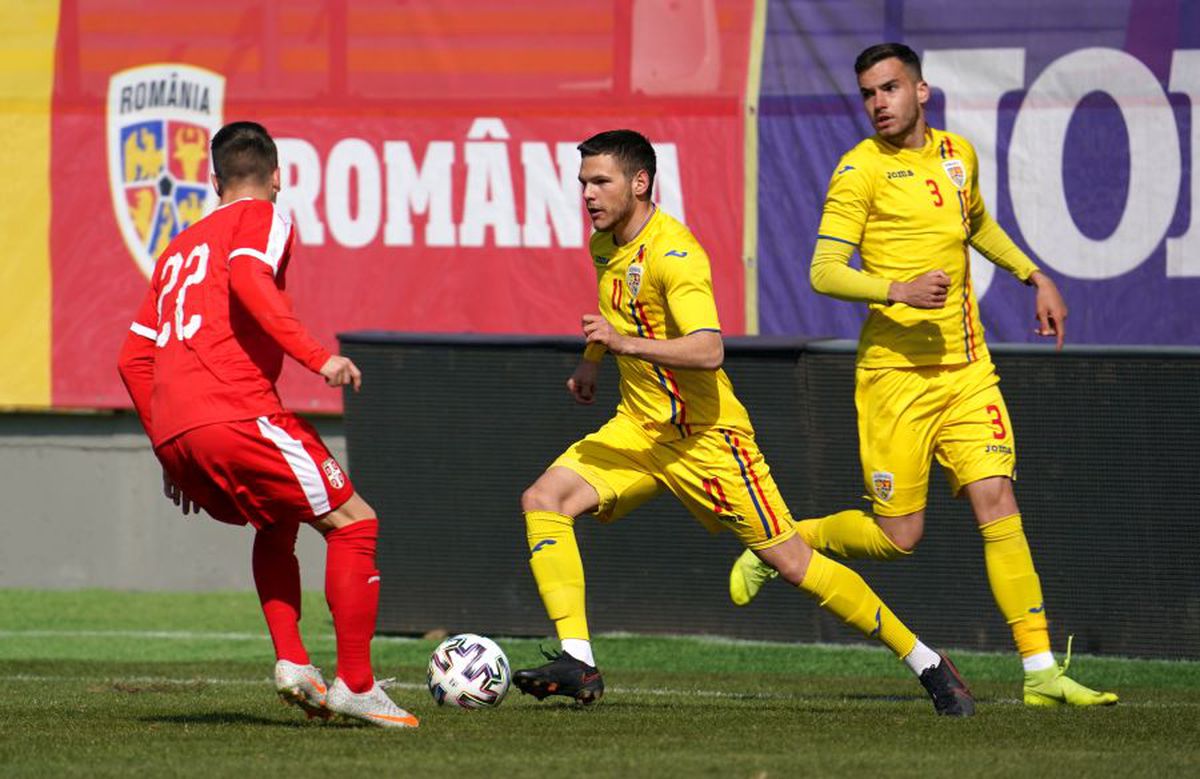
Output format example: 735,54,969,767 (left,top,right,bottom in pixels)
886,169,914,179
107,64,225,277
